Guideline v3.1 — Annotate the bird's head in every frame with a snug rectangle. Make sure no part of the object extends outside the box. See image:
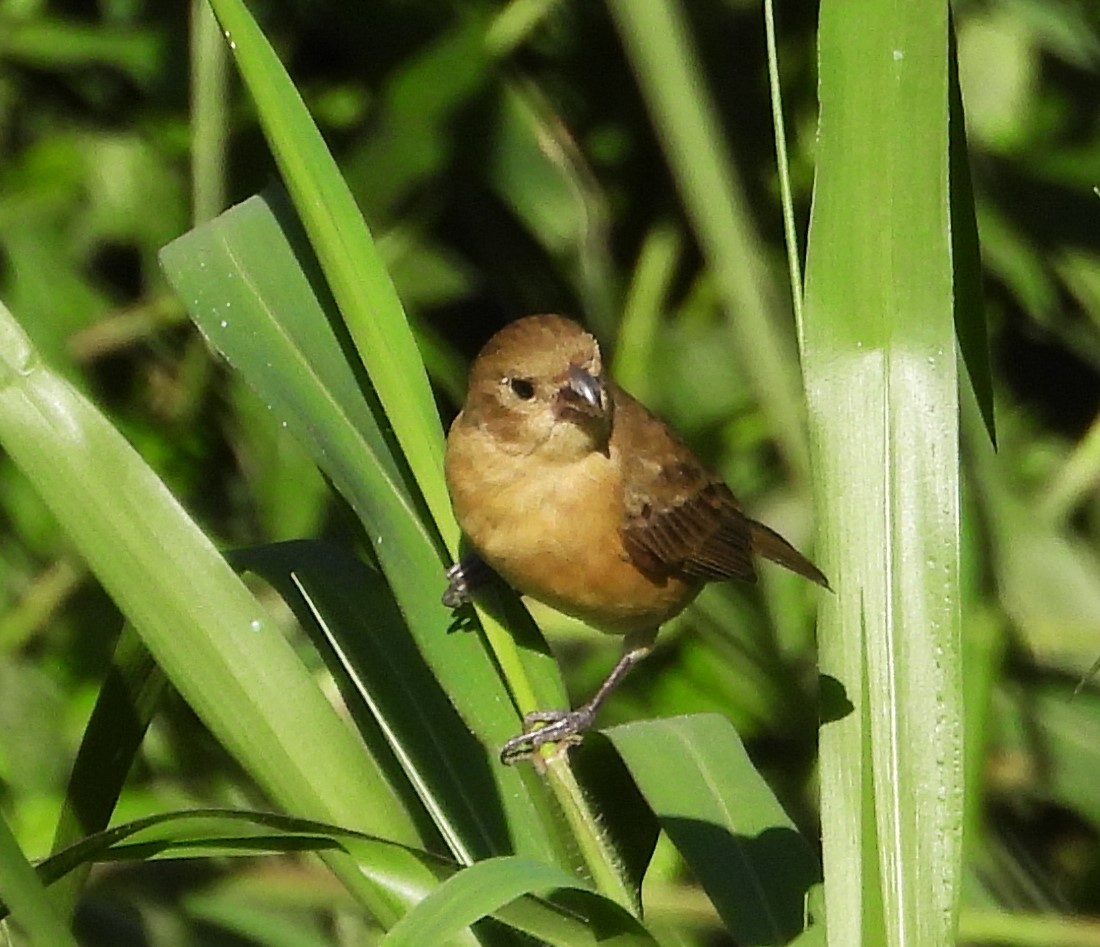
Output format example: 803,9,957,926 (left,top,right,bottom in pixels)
462,314,613,461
